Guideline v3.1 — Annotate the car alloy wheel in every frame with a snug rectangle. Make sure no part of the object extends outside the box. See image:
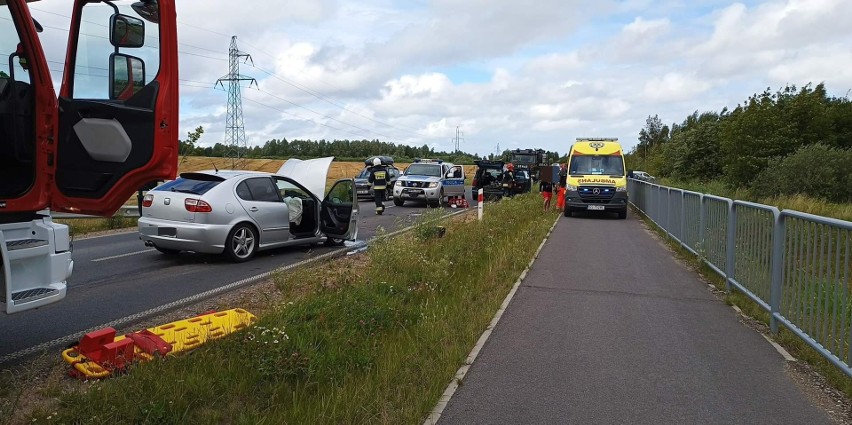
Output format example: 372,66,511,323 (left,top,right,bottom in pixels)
226,224,257,262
